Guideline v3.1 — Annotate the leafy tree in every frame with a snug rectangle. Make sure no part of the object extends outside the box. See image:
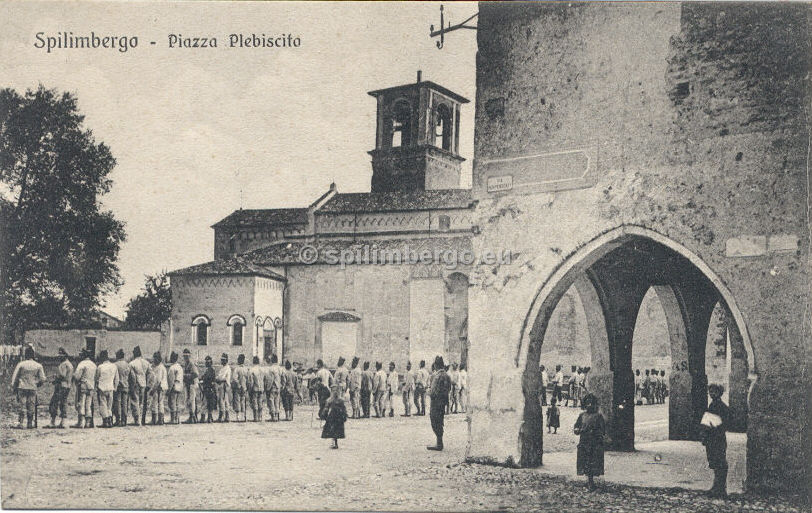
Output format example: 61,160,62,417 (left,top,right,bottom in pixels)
0,86,126,343
123,272,172,330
